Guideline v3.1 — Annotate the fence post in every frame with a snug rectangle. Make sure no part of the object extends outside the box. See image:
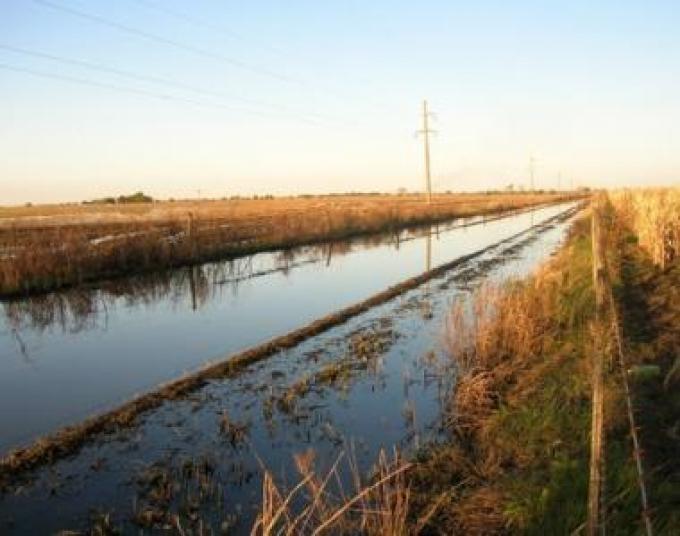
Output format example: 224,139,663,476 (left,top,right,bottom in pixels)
588,200,607,536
